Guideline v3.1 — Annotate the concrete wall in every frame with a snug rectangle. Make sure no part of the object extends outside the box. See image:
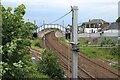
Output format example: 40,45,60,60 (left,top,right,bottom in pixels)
78,30,119,38
84,28,101,33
